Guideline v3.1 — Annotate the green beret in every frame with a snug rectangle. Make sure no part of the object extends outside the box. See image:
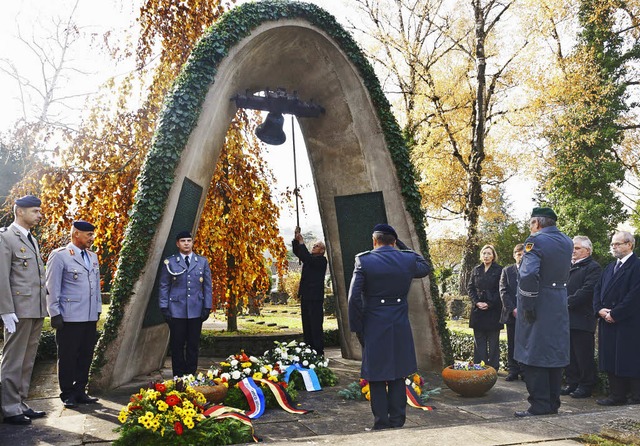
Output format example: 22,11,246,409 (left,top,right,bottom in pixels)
531,207,557,221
